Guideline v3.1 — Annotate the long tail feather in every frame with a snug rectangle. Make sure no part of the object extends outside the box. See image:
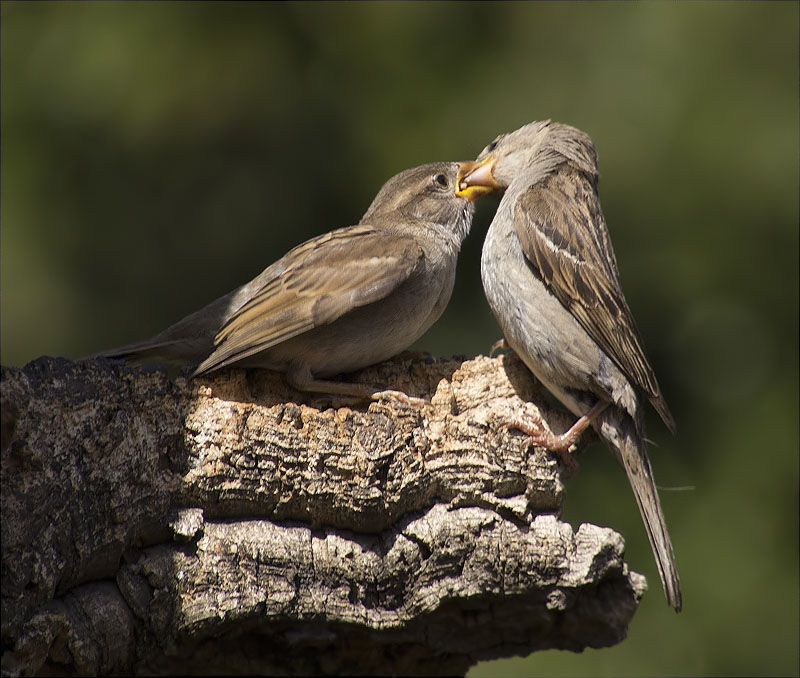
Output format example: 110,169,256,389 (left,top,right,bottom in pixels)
600,412,682,612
